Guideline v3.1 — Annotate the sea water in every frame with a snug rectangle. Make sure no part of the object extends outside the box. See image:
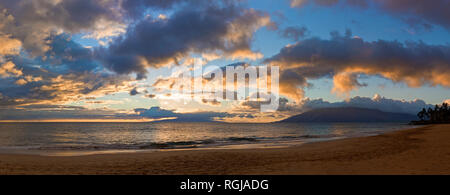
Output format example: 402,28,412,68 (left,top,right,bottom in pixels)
0,122,415,156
